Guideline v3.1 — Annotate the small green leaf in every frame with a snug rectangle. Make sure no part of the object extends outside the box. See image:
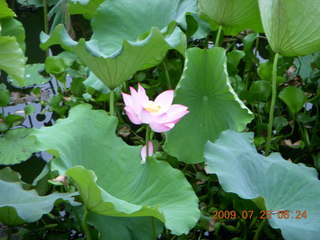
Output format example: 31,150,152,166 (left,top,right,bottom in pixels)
279,86,307,113
249,80,272,102
0,128,37,165
9,64,50,87
24,105,36,115
227,50,245,76
45,55,73,75
205,130,320,240
273,116,288,132
0,84,10,107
